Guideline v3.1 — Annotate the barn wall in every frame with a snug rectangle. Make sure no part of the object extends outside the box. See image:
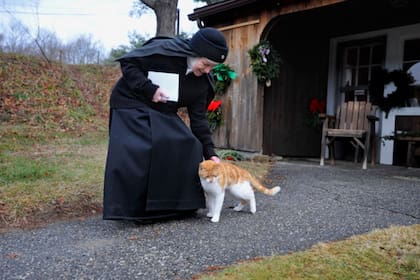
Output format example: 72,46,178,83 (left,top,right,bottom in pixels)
212,15,266,152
